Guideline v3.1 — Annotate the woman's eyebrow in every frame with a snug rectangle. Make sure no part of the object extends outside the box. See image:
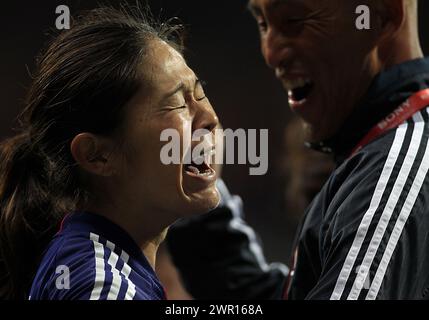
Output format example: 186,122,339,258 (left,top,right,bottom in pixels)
161,78,201,101
163,82,185,100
